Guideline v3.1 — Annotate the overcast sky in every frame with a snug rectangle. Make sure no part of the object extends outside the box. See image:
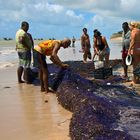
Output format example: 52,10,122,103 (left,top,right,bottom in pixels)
0,0,139,39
